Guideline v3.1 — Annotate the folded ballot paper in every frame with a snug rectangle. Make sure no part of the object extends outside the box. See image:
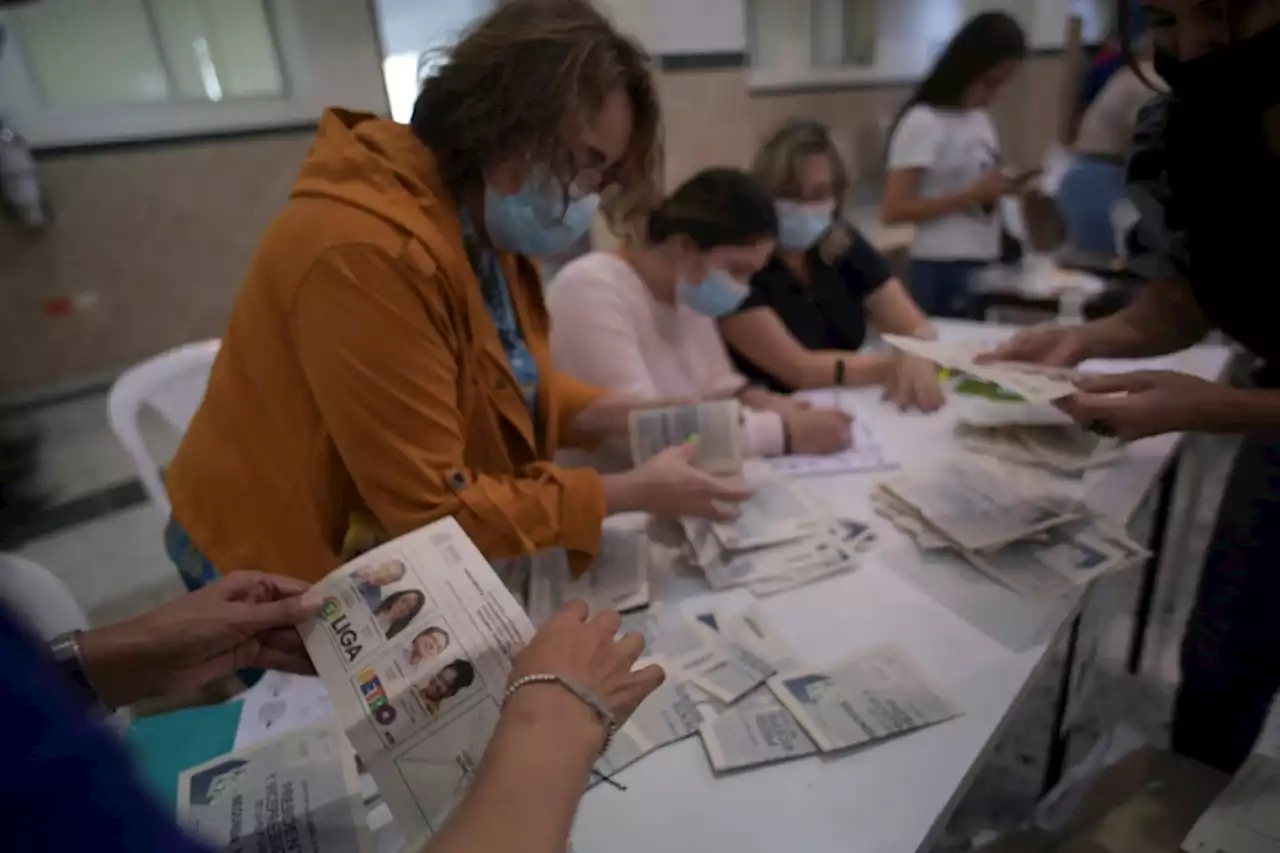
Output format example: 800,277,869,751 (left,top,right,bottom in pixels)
629,399,744,476
679,463,876,598
177,724,372,853
872,455,1148,598
881,334,1082,404
955,421,1124,475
